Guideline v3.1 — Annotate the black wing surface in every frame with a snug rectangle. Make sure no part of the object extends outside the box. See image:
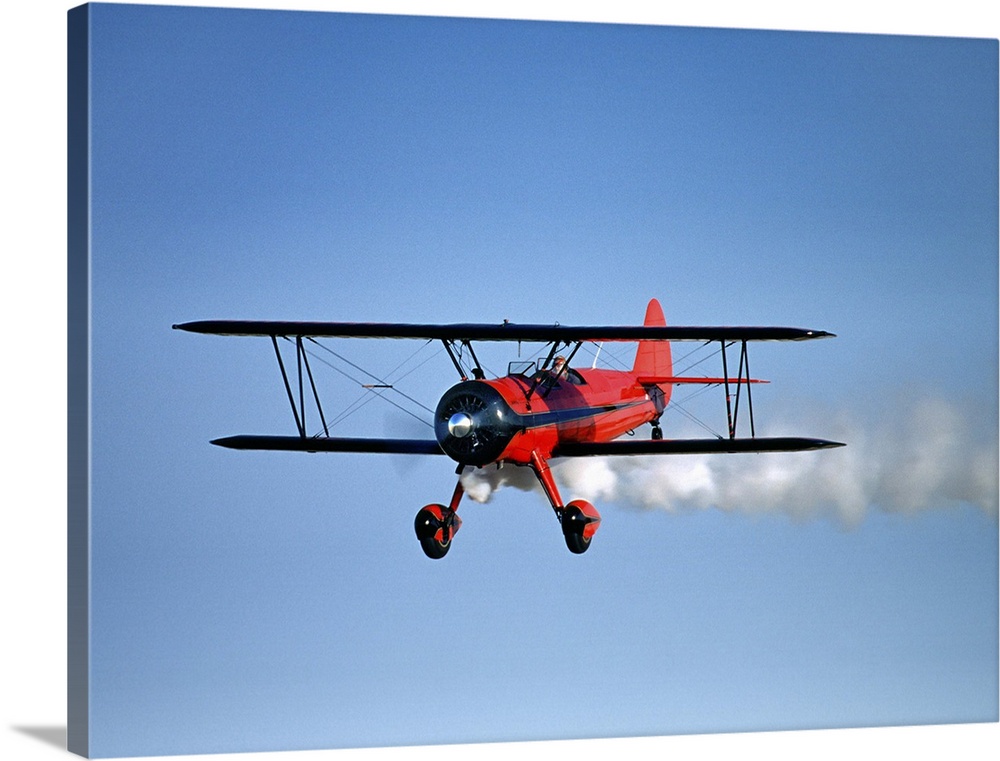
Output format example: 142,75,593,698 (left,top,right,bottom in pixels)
213,435,843,456
211,435,445,455
173,320,834,342
554,437,845,457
